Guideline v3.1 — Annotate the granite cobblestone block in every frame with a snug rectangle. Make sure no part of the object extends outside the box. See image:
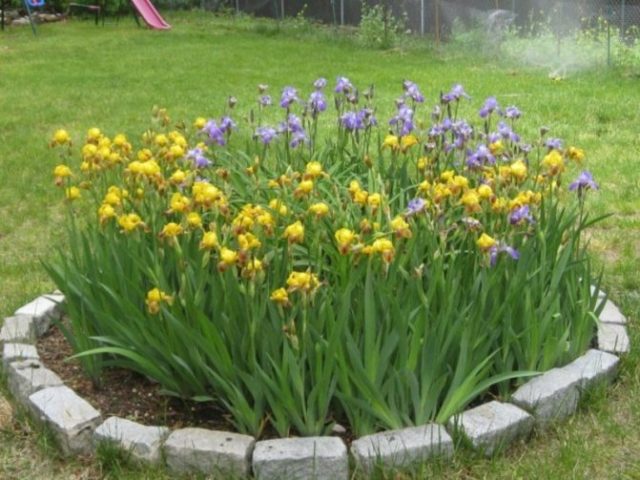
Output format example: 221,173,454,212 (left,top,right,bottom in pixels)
14,295,63,336
598,300,627,325
28,386,102,455
2,343,39,368
563,349,620,390
448,401,534,456
597,322,630,354
94,416,169,465
510,368,581,426
0,315,37,344
253,436,348,480
164,427,254,477
351,423,453,474
7,359,63,404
